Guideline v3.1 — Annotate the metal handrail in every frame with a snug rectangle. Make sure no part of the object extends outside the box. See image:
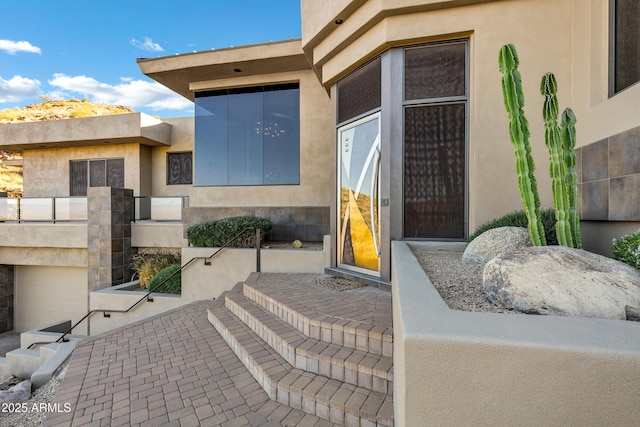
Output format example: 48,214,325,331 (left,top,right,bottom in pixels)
27,227,262,349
